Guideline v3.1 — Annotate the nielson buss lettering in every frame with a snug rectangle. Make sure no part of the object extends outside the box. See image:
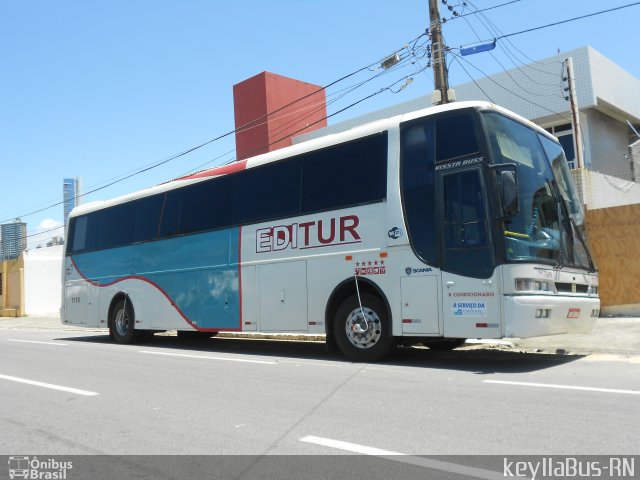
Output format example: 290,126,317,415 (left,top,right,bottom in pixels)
256,215,361,253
